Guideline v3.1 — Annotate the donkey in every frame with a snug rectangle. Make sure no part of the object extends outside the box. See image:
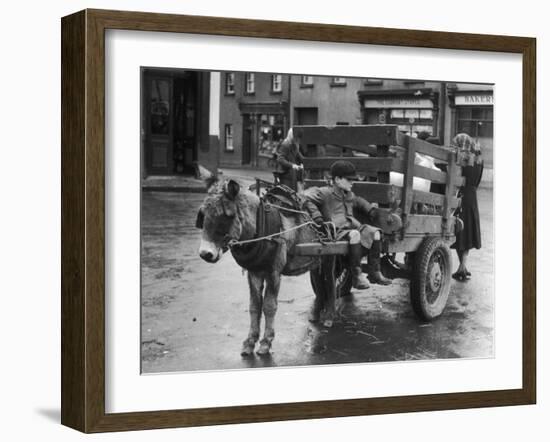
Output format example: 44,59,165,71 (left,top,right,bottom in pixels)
197,176,336,356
